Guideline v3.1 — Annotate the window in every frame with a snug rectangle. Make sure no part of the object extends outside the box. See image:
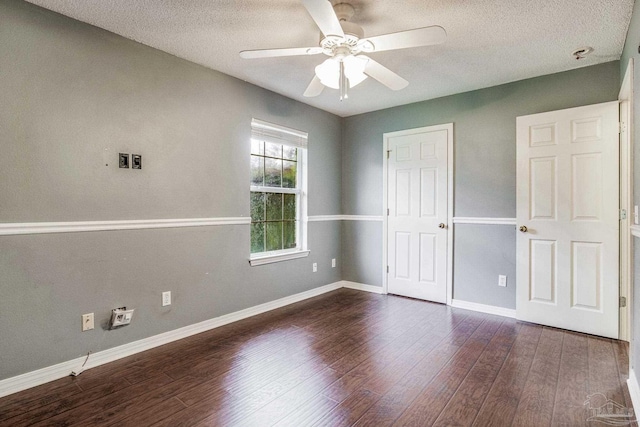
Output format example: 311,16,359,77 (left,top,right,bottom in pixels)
249,119,308,266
